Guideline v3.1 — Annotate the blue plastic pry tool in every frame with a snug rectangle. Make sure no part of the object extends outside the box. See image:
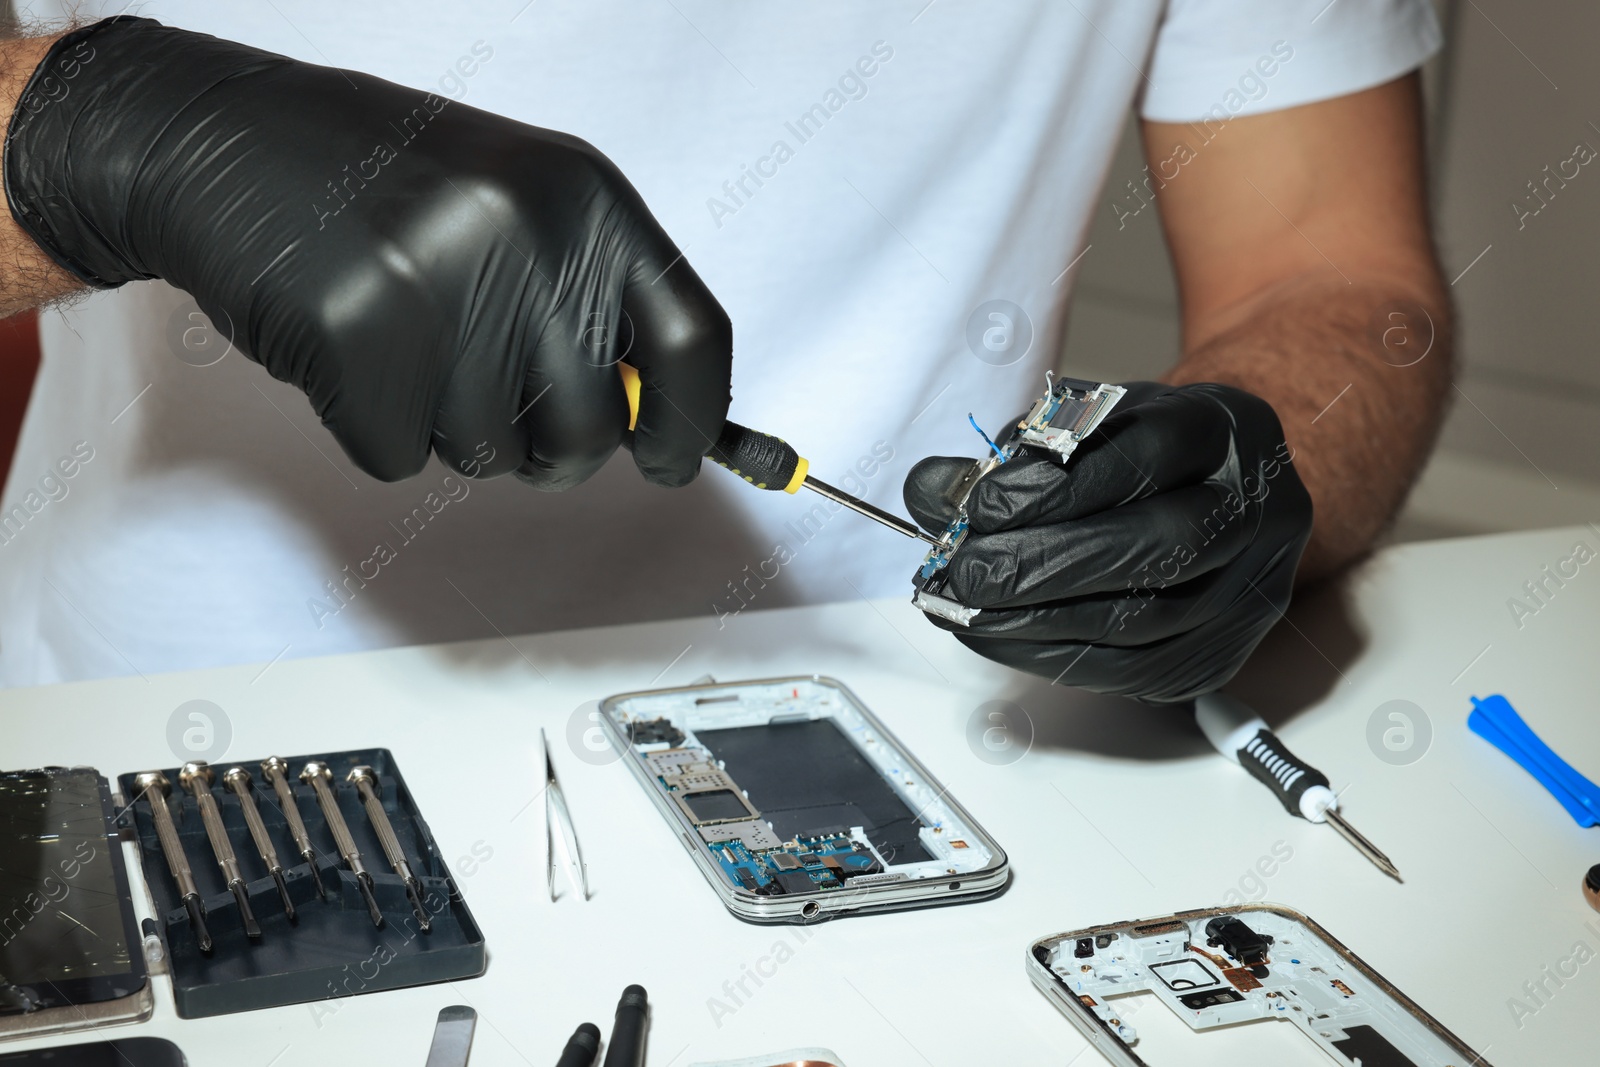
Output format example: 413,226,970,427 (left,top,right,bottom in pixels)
1468,694,1600,827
